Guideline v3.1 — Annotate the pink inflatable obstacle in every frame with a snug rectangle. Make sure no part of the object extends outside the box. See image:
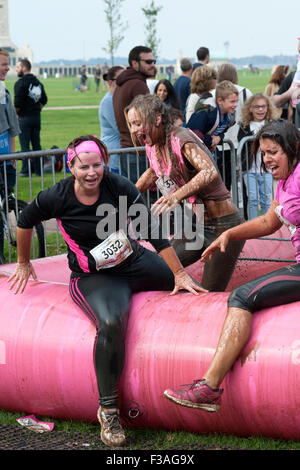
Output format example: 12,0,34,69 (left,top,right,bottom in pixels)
0,228,299,440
